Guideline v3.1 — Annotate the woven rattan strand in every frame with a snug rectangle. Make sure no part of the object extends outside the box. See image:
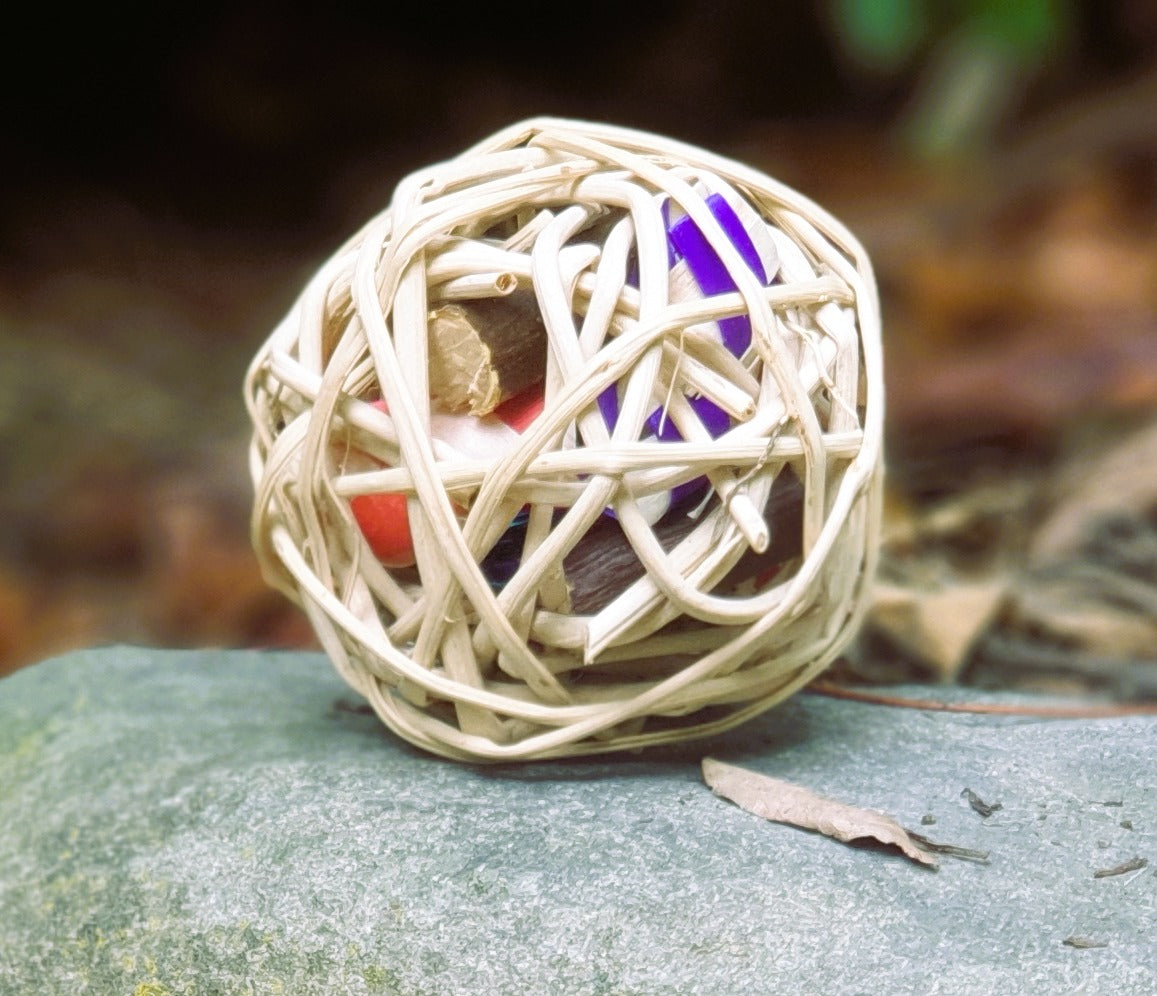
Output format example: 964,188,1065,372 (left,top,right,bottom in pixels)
245,117,884,761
